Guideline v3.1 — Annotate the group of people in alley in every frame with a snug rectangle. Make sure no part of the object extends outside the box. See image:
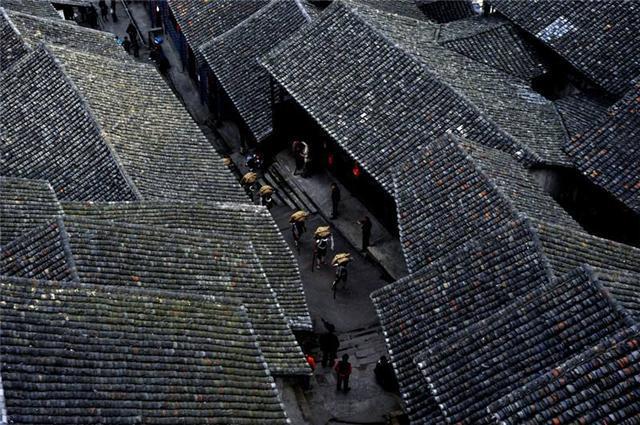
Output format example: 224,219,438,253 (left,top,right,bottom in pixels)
290,208,372,299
